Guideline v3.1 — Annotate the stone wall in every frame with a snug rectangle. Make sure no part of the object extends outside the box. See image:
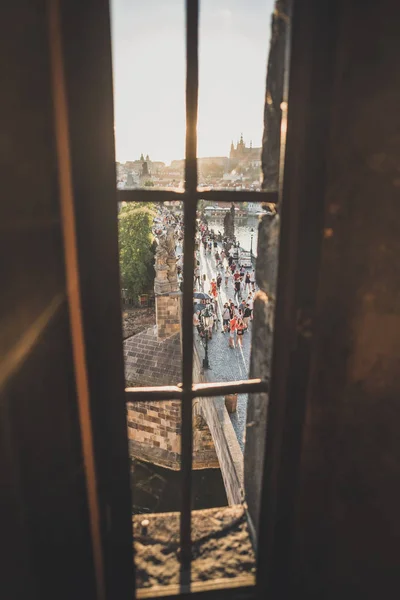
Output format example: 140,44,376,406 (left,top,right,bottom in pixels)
127,401,181,469
155,293,181,340
244,0,289,535
197,397,244,506
193,413,220,469
127,398,219,470
193,339,244,505
262,0,289,191
245,213,280,533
